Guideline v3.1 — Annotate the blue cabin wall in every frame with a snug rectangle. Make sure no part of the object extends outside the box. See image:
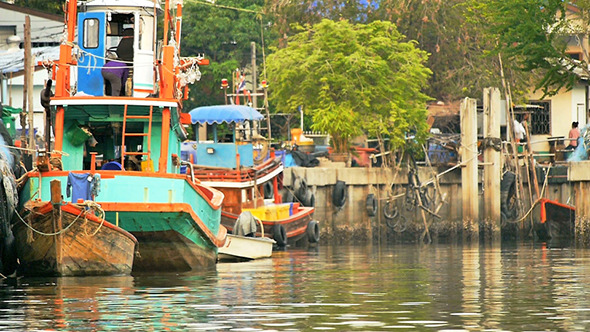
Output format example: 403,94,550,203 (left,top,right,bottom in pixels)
193,142,254,169
77,12,106,96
